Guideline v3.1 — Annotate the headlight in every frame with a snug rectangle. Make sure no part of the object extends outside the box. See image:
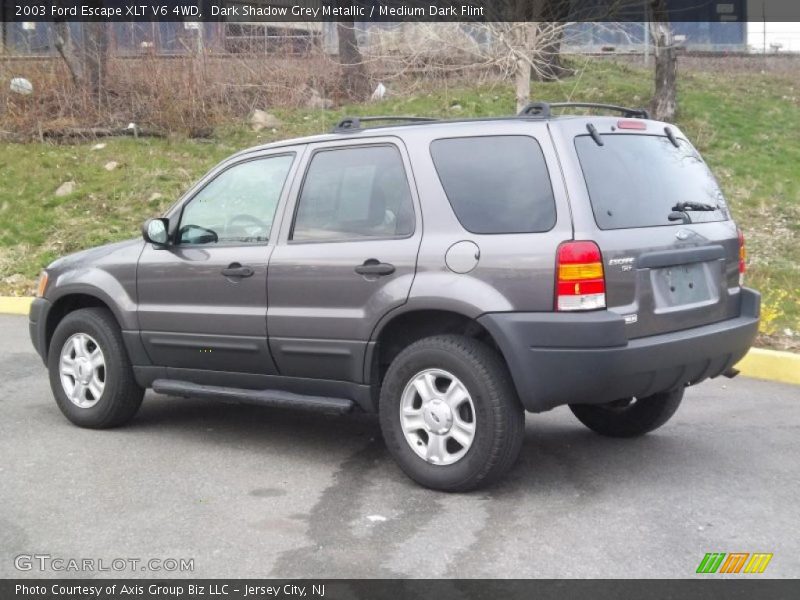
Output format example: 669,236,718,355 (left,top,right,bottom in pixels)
36,271,49,297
